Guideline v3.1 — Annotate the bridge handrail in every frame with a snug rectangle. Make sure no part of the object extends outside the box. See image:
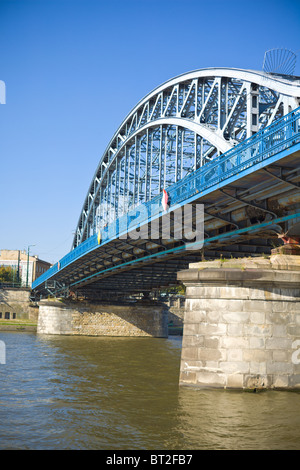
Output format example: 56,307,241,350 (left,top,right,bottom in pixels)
32,106,300,290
